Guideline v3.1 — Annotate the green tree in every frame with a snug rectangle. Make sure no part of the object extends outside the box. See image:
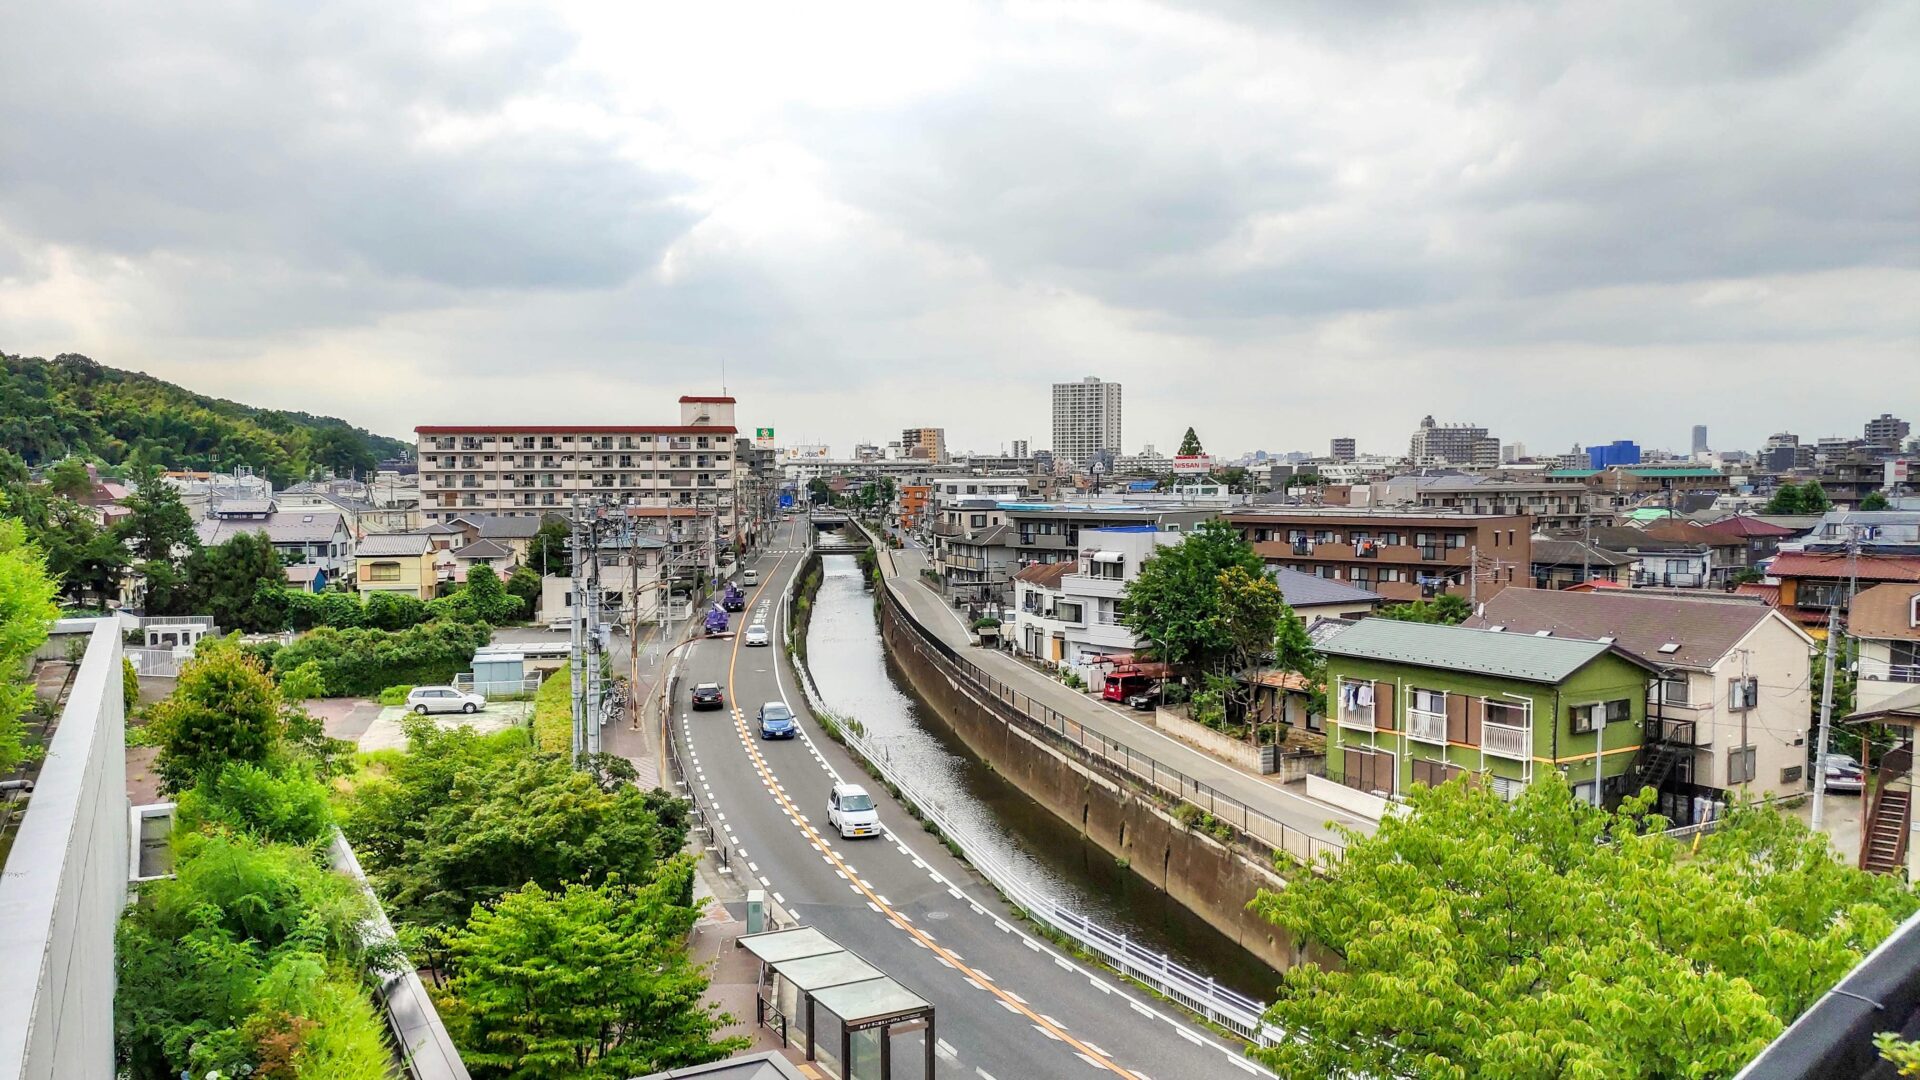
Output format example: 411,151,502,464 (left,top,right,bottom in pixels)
460,564,523,622
45,455,94,499
116,477,199,562
174,760,335,847
527,518,572,577
364,589,428,630
1862,491,1892,511
1802,481,1833,513
806,477,832,505
446,867,743,1079
1118,519,1265,673
278,659,328,701
1250,775,1917,1079
186,531,289,631
505,566,542,616
1213,565,1286,731
1765,482,1804,514
1377,593,1473,625
1177,427,1203,456
150,644,286,792
1272,599,1324,723
39,497,130,605
0,519,59,772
